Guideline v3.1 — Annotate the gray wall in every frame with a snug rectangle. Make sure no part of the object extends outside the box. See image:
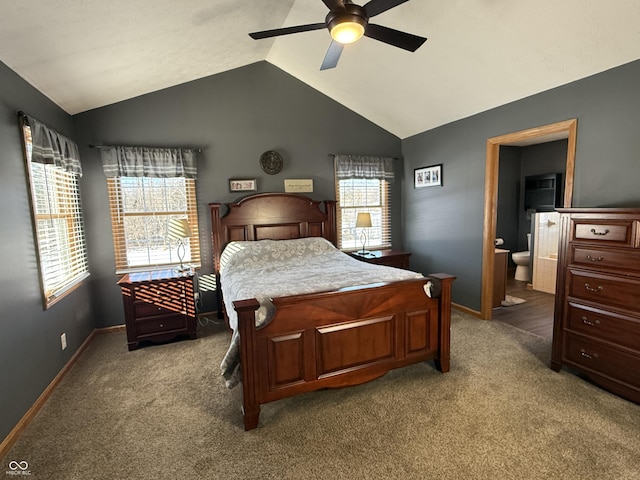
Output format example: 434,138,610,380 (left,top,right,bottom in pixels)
497,140,568,257
0,61,95,442
496,146,521,254
402,59,640,311
72,61,403,326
